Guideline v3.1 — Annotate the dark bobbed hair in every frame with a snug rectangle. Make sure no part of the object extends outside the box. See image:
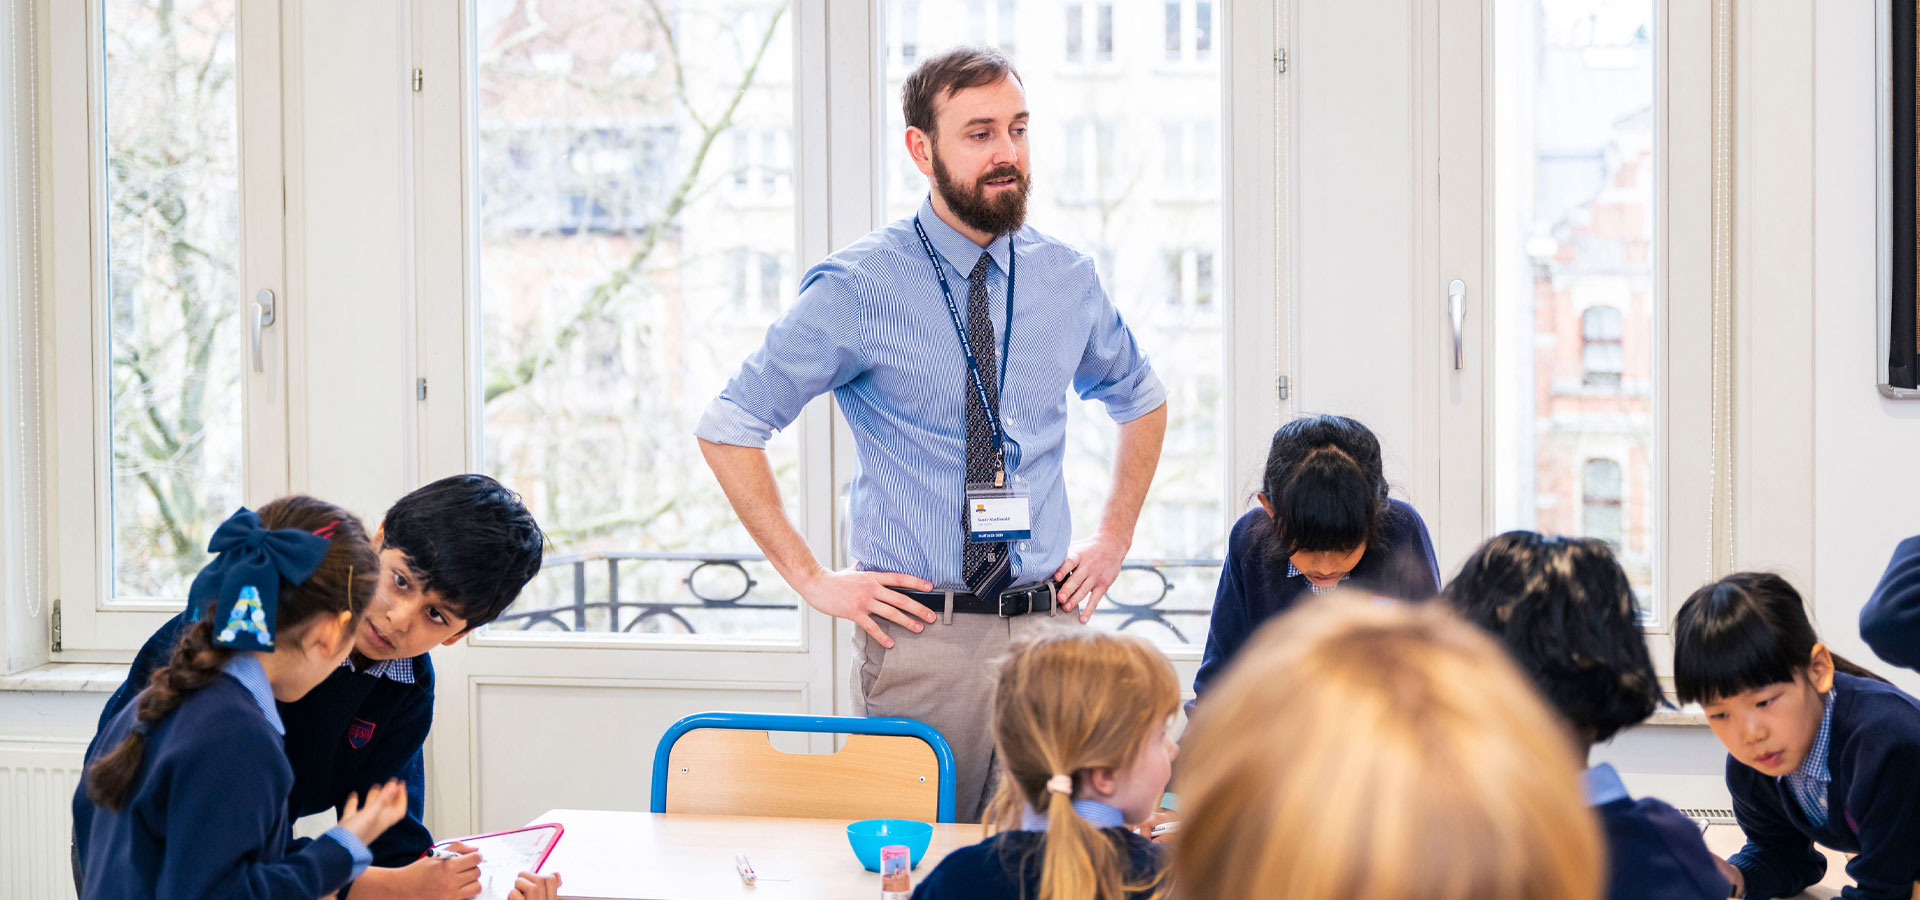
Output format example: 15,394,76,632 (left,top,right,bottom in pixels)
381,474,545,629
87,496,378,810
902,46,1022,138
1261,414,1389,556
1442,531,1658,743
1673,572,1887,705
